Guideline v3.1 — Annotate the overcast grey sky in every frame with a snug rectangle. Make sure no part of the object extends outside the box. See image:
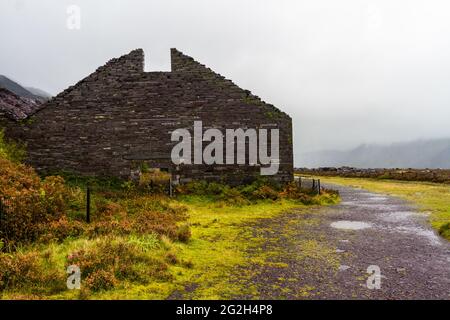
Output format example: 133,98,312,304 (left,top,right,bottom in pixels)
1,0,450,166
